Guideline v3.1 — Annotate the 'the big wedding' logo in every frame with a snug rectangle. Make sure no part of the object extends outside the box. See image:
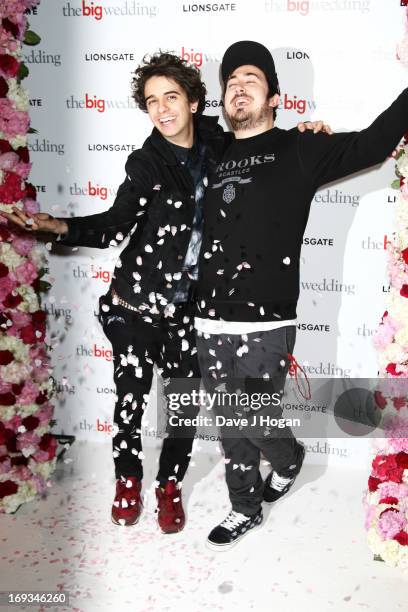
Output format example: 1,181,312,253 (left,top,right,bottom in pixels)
279,93,316,115
76,343,113,361
69,181,118,200
62,1,158,19
66,94,137,112
72,264,112,283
